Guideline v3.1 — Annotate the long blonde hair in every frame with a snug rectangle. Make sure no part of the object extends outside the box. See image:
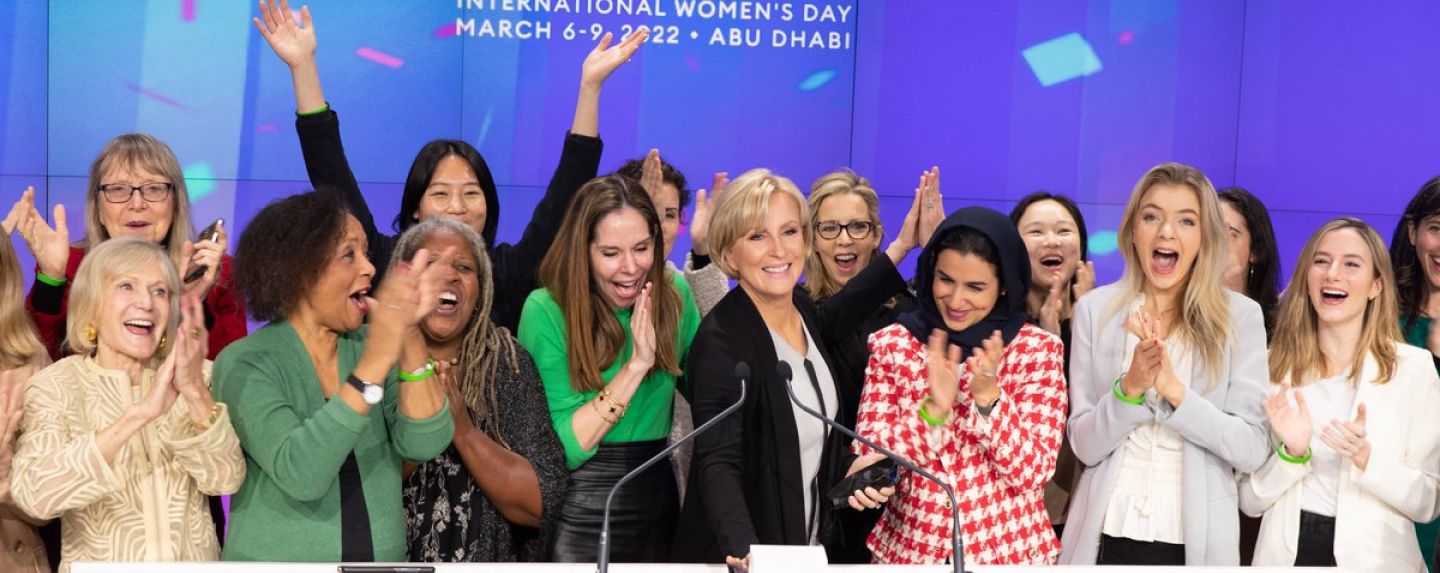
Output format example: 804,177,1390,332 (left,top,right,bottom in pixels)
1107,163,1231,383
0,236,46,369
85,134,195,272
804,169,883,301
1269,218,1400,387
